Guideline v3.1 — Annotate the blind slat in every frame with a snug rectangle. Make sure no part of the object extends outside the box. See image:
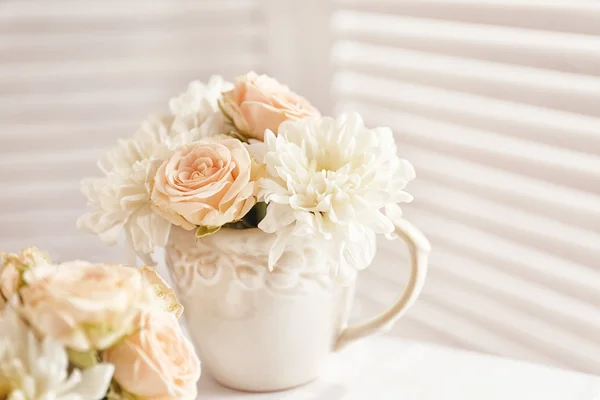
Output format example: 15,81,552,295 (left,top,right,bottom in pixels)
0,122,136,153
0,69,241,97
402,208,600,300
358,274,571,369
394,144,600,229
1,25,264,50
360,271,600,373
421,284,600,373
1,0,258,19
0,183,82,212
1,235,123,263
355,296,474,349
335,0,600,35
341,103,600,194
334,42,600,117
408,180,600,267
374,244,600,336
0,55,264,83
333,12,600,76
333,74,600,156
